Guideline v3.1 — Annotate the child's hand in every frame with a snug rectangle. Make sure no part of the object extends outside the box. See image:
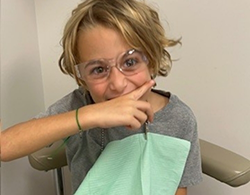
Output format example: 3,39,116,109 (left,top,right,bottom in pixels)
85,80,155,130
